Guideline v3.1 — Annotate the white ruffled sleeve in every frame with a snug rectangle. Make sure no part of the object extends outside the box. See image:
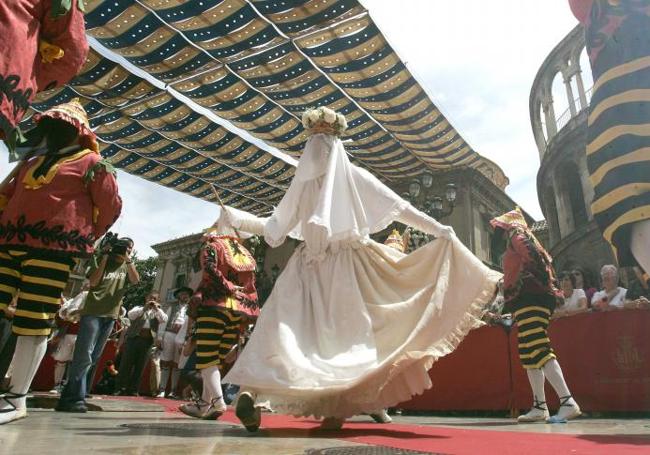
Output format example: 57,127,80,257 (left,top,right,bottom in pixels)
396,204,455,239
